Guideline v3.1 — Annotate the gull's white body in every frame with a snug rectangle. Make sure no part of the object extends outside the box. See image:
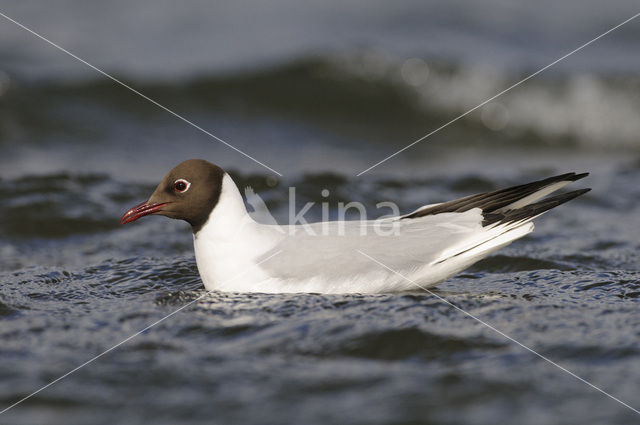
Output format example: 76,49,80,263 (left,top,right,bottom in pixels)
193,175,535,294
